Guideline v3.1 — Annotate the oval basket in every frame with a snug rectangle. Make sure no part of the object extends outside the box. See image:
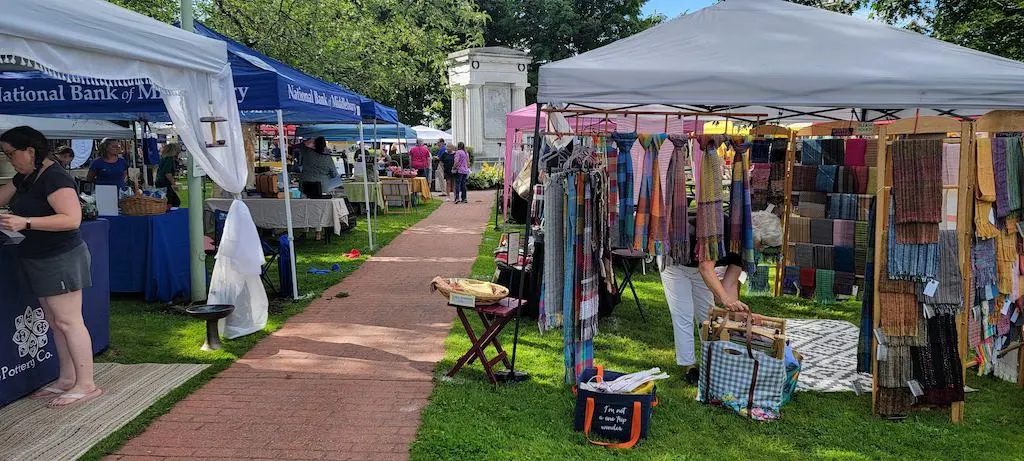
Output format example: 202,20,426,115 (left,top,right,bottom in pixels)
120,195,167,216
430,276,509,306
